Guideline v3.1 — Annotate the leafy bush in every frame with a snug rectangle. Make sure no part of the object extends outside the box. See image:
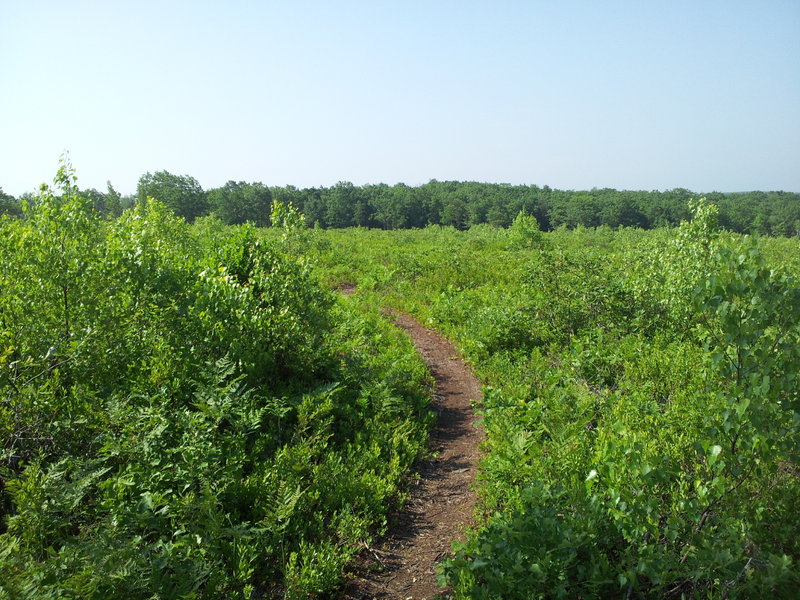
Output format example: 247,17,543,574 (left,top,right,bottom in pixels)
439,201,800,598
308,211,800,598
0,165,432,598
